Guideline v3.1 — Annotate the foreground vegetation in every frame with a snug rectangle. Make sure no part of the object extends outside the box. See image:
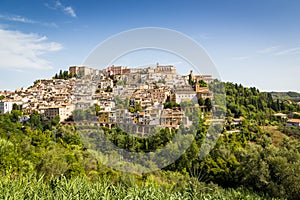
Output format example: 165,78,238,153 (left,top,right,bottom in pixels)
1,82,300,199
0,174,276,200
